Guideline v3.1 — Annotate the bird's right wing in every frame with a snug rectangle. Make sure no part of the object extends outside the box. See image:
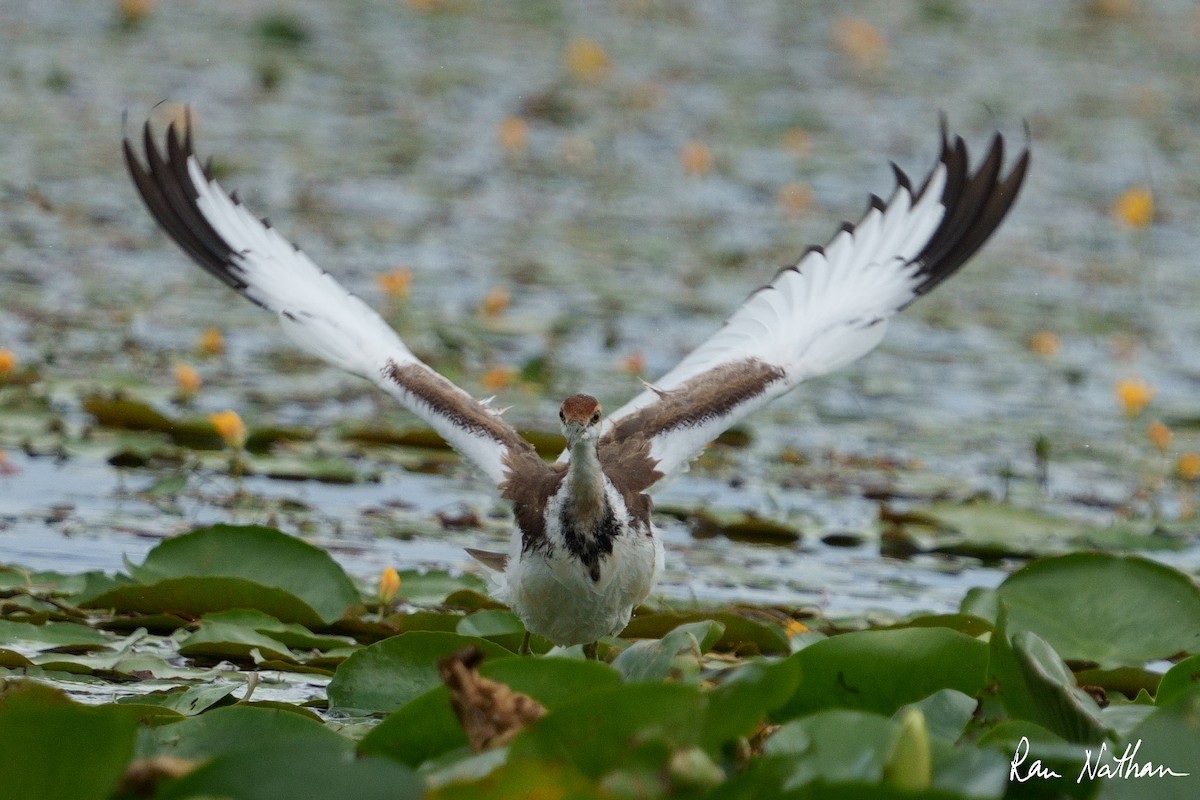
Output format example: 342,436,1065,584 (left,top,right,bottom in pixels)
123,114,534,486
602,124,1029,486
